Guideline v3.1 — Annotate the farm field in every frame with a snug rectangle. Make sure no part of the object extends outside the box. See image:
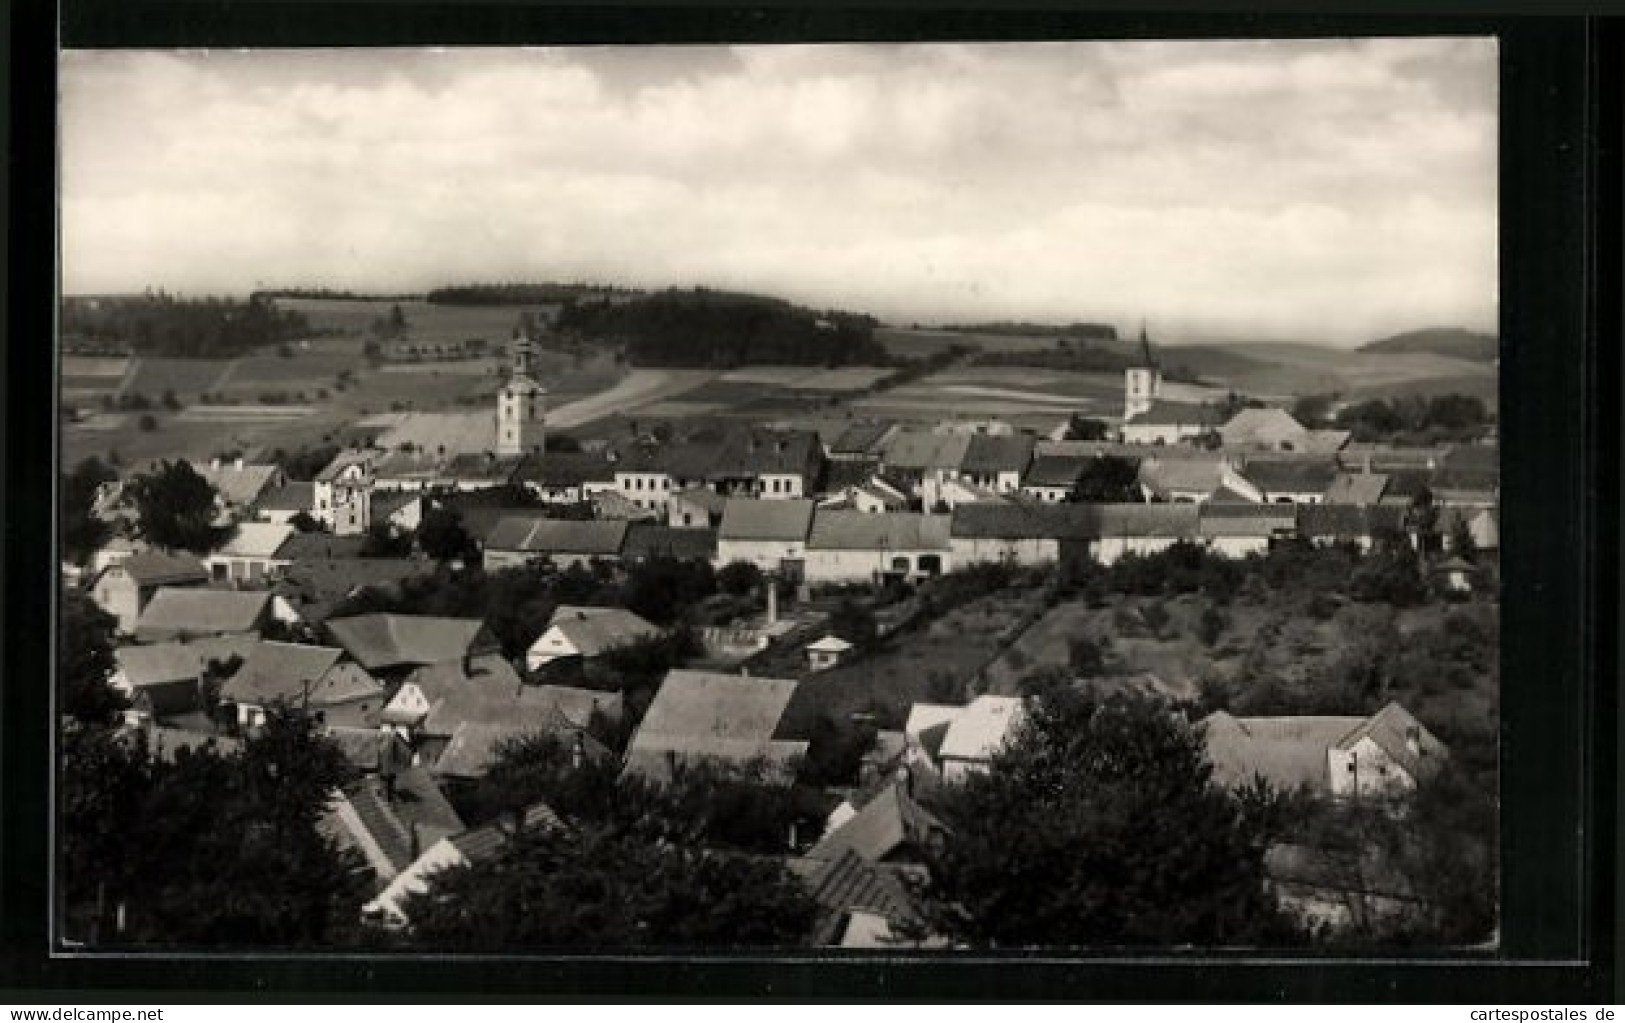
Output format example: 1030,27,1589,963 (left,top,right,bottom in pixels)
874,326,1070,357
1163,341,1497,405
